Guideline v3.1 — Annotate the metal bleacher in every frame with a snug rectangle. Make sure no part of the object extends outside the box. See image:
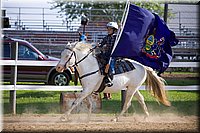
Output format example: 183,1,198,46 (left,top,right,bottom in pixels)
3,21,108,57
2,4,199,60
